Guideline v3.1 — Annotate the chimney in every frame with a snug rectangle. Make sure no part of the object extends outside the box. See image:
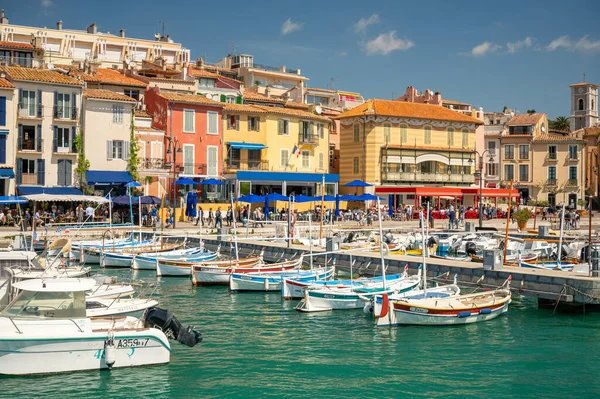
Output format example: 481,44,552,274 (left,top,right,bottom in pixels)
87,23,97,34
265,87,271,98
196,58,204,67
120,29,125,38
366,99,374,112
57,21,63,30
0,9,8,25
